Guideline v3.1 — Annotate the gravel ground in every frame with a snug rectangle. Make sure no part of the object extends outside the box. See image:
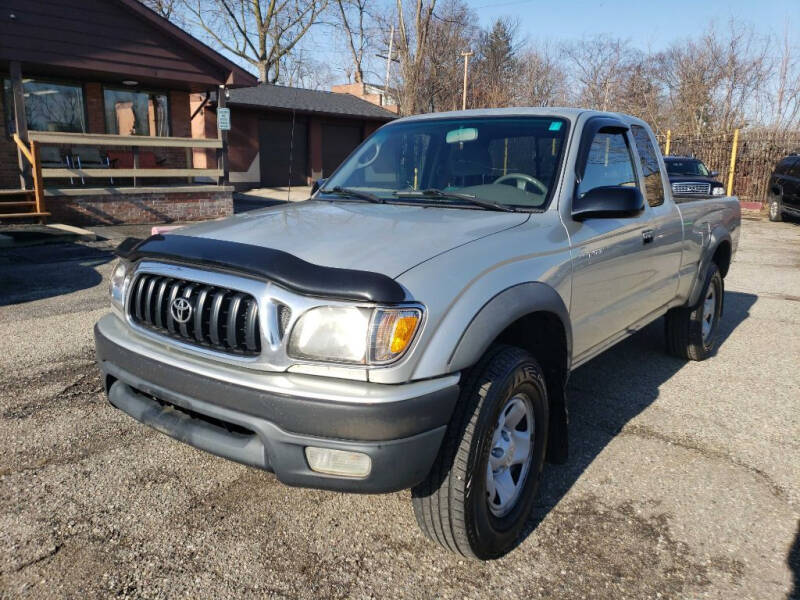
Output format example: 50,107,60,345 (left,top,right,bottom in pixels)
0,216,798,599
